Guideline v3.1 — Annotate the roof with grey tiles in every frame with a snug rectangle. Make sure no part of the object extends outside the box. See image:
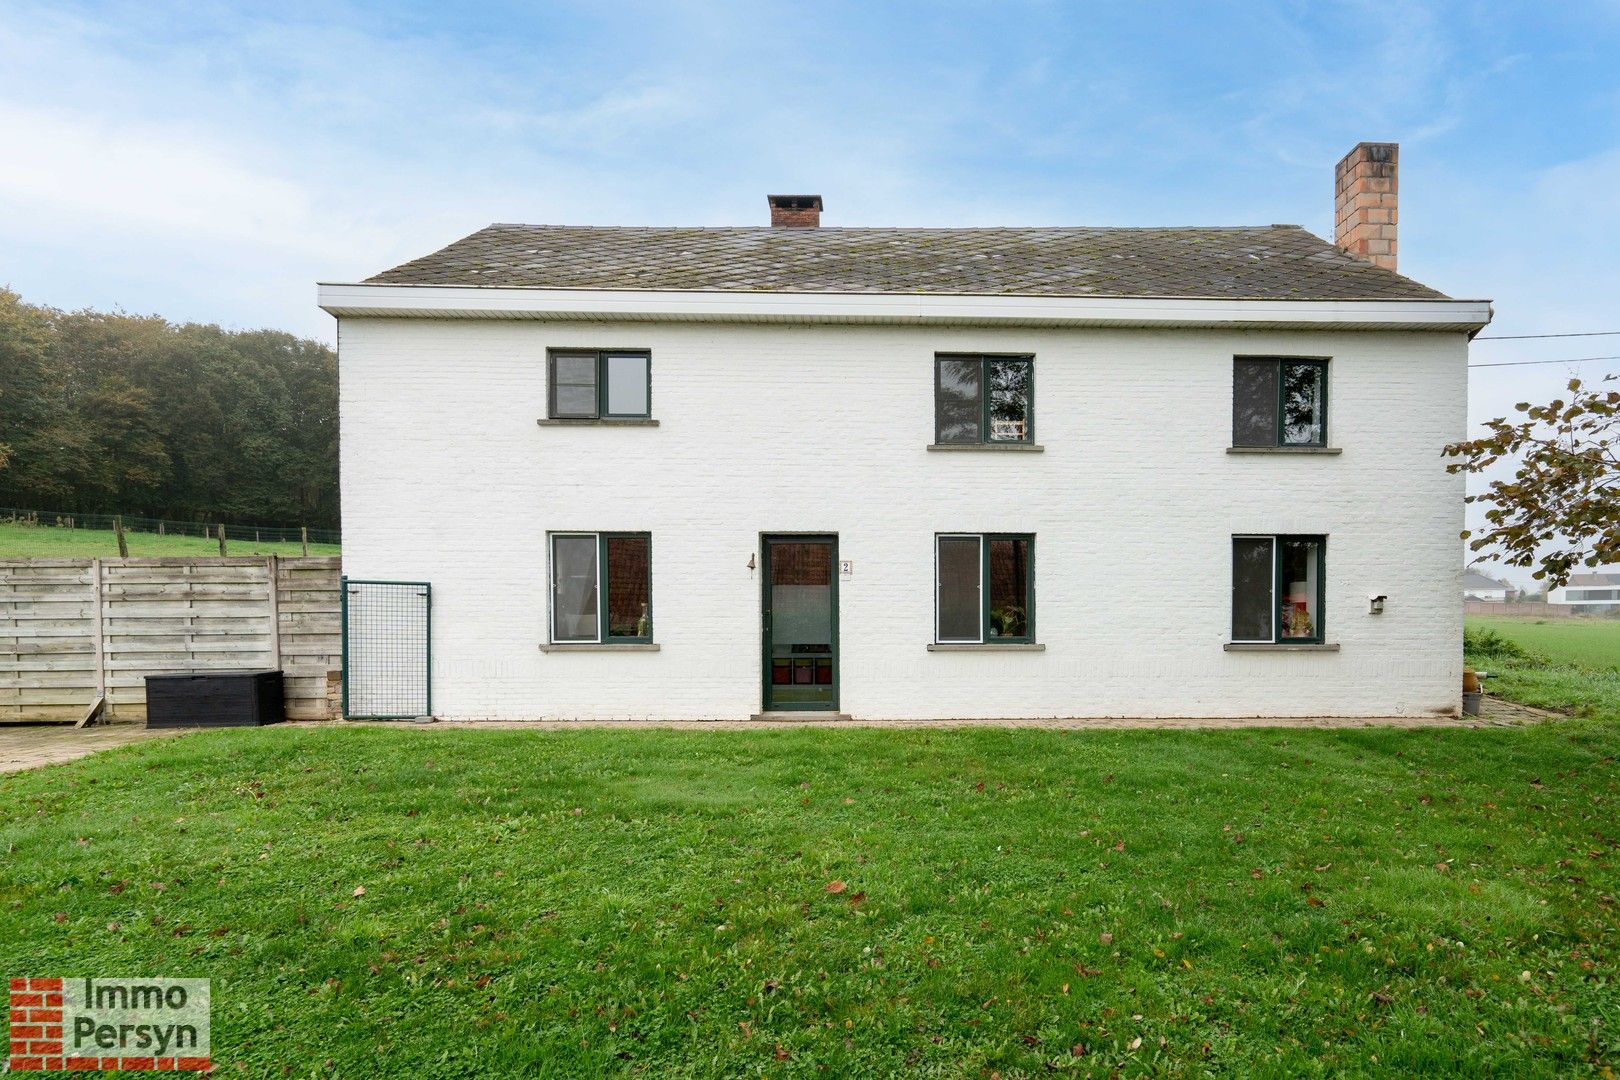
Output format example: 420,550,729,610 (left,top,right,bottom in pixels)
365,224,1452,300
1565,573,1620,588
1463,571,1511,591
